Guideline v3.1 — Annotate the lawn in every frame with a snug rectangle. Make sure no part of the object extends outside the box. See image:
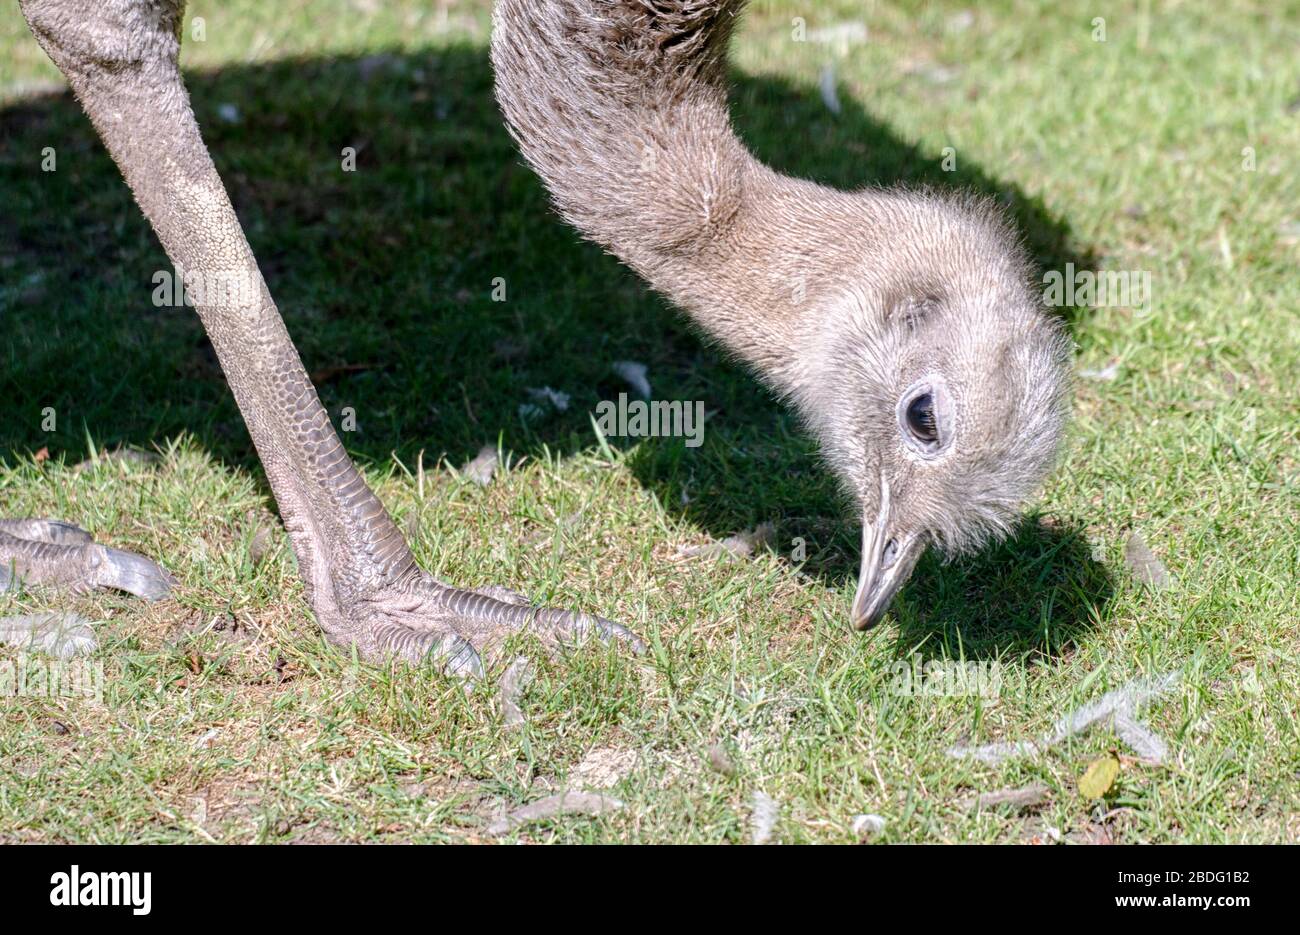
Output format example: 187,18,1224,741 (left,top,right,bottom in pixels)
0,0,1296,843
